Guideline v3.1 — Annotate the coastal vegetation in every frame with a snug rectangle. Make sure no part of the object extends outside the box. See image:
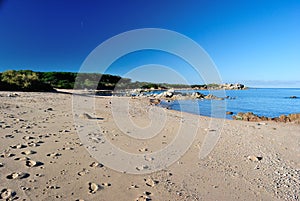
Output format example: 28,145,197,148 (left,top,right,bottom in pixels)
0,70,54,91
0,70,246,91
